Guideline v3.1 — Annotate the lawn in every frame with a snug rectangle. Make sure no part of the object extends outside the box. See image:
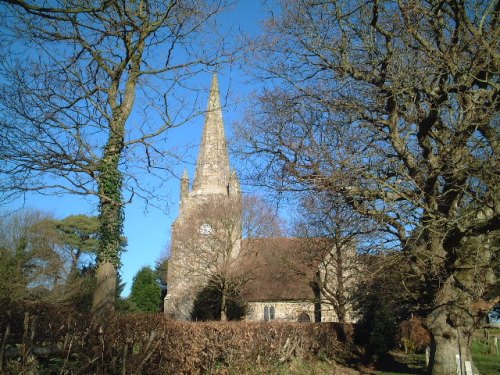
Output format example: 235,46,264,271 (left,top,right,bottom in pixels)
471,338,500,375
373,330,500,375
